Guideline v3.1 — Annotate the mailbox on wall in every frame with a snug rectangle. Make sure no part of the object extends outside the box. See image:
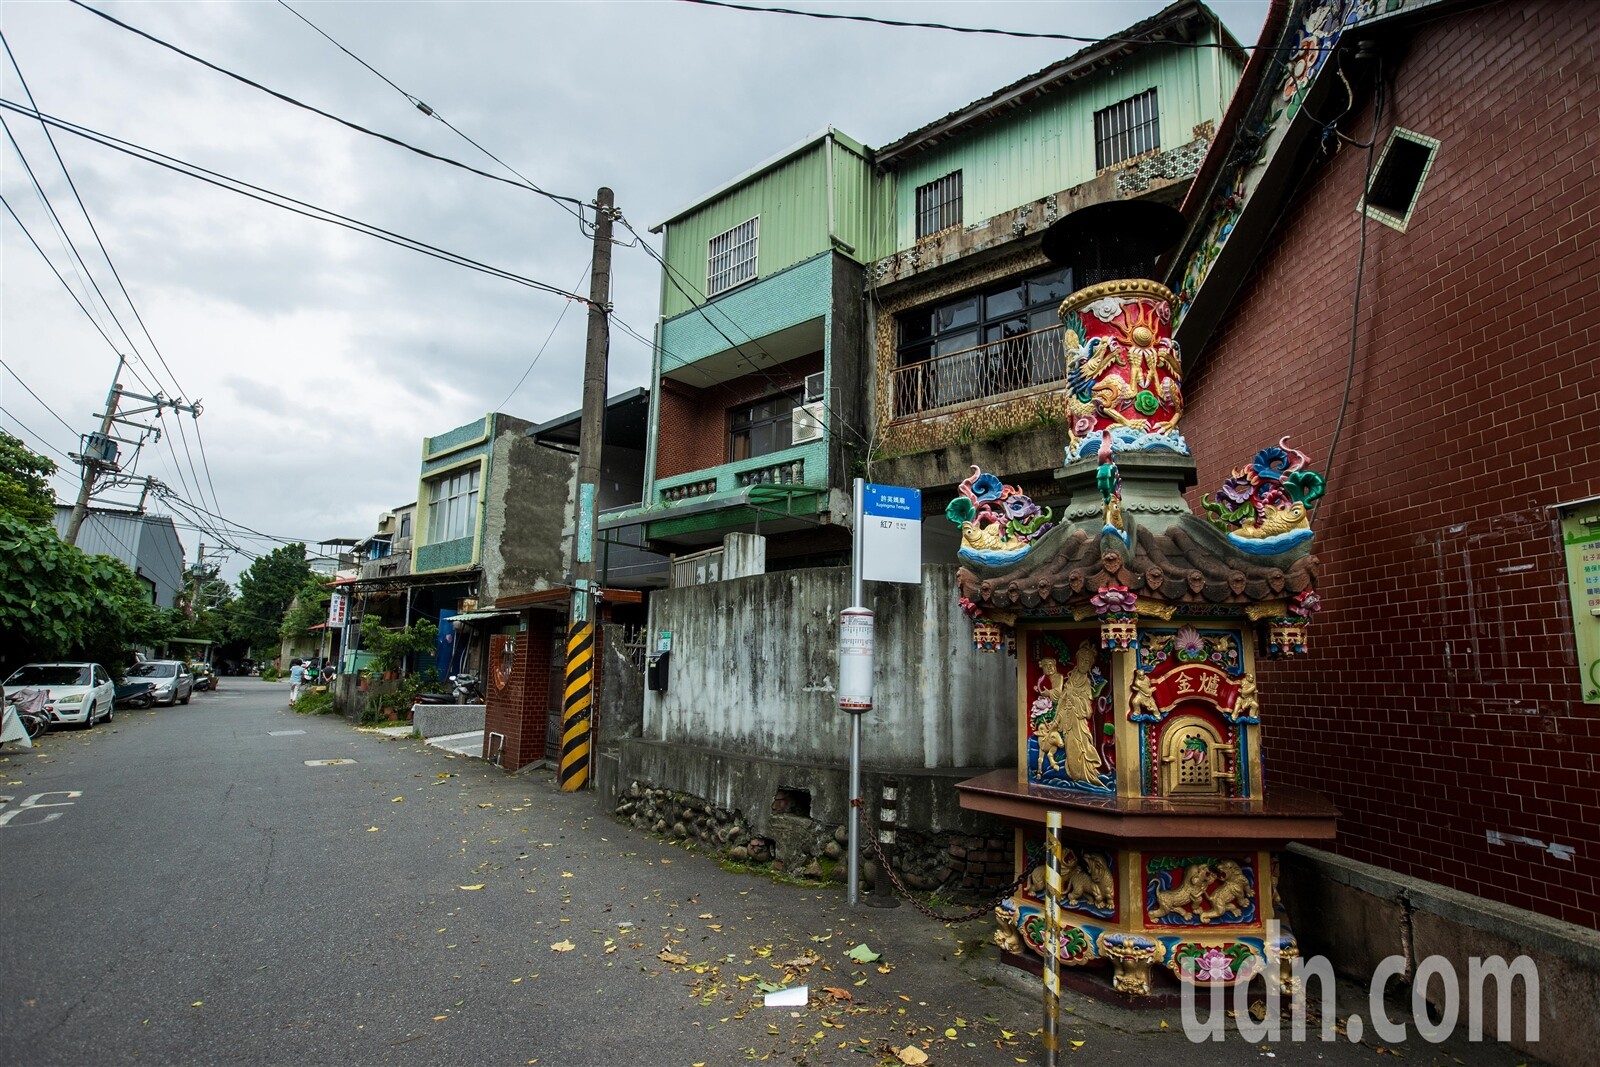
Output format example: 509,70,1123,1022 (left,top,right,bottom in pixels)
646,650,670,692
